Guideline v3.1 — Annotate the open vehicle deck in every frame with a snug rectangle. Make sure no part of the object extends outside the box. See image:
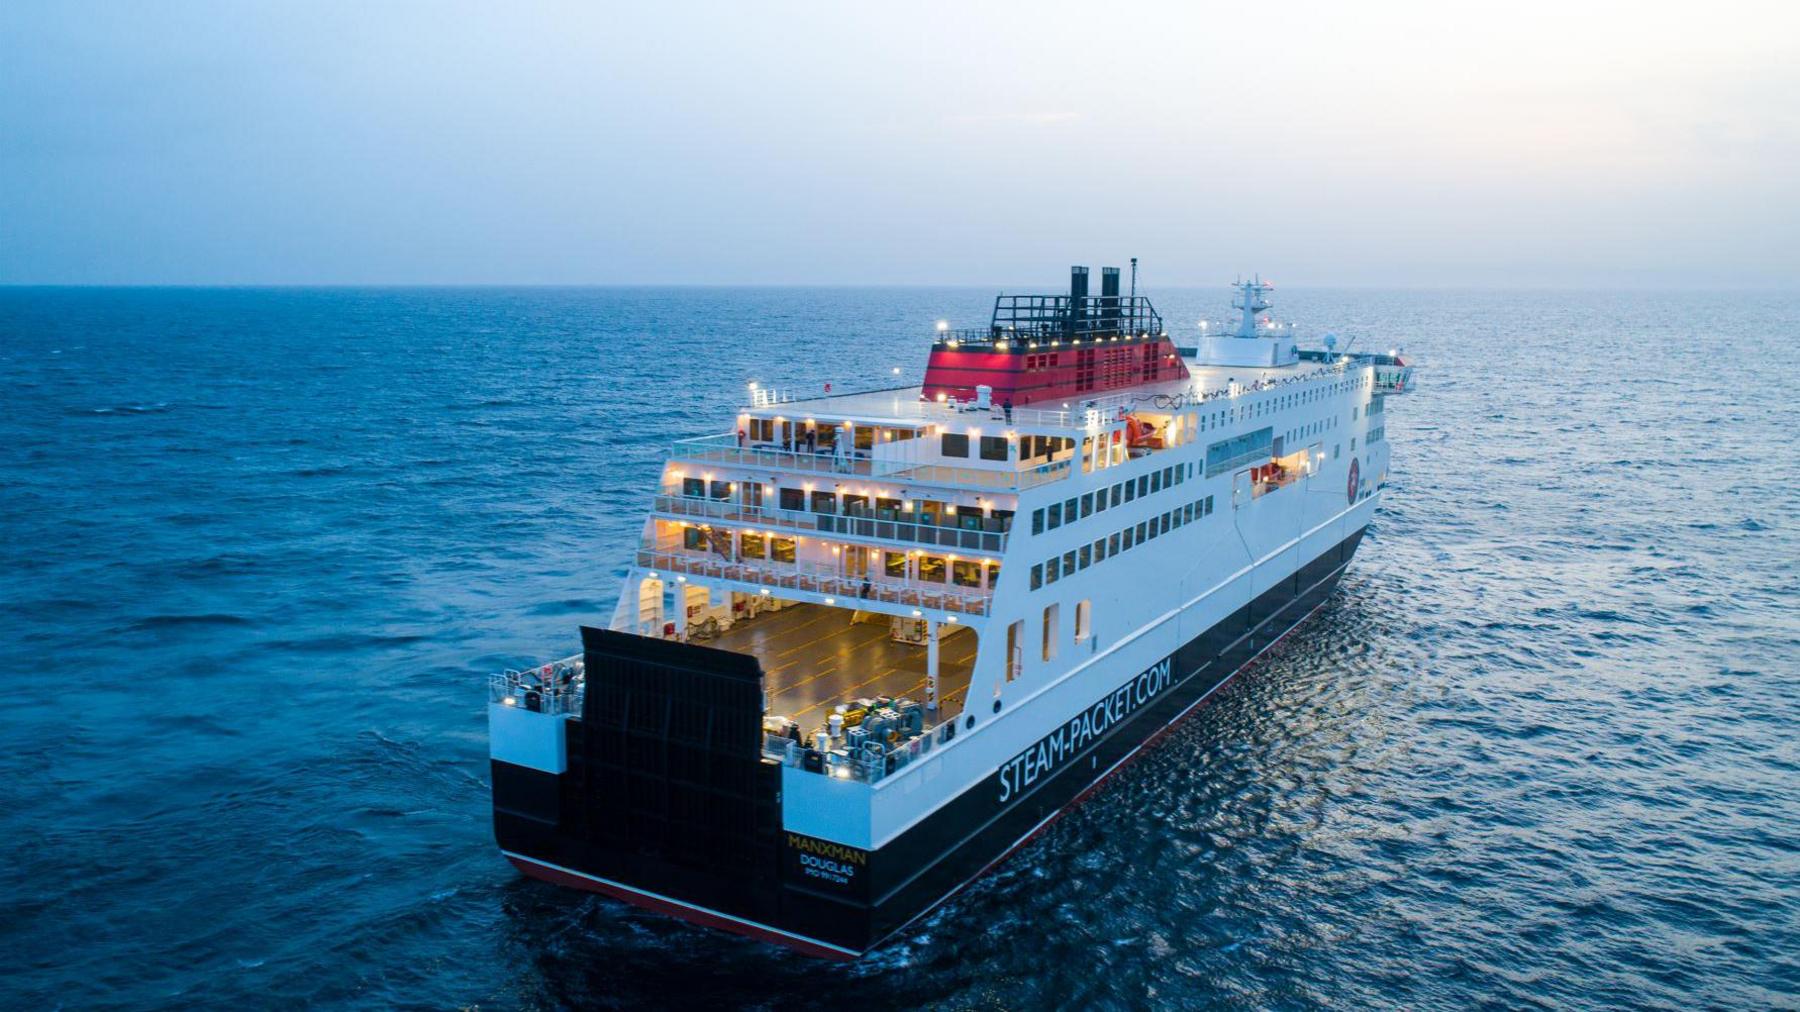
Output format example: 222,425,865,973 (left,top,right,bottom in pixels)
702,603,976,724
